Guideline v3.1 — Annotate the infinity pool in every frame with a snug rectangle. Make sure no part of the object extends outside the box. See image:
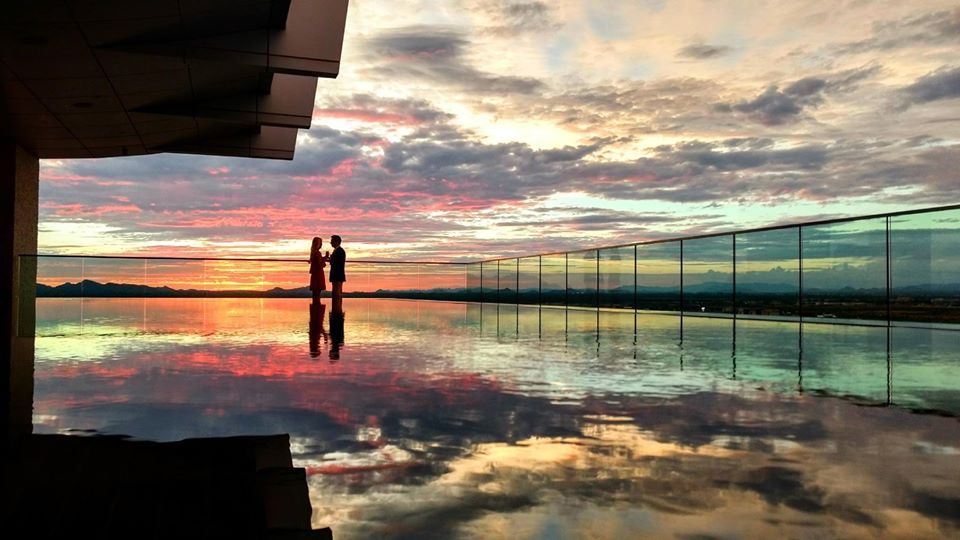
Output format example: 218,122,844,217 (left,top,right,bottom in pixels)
33,298,960,539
